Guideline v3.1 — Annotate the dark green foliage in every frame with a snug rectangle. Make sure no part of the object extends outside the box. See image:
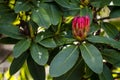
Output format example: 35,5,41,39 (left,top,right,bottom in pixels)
27,55,45,80
0,0,120,80
10,52,29,75
98,64,114,80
